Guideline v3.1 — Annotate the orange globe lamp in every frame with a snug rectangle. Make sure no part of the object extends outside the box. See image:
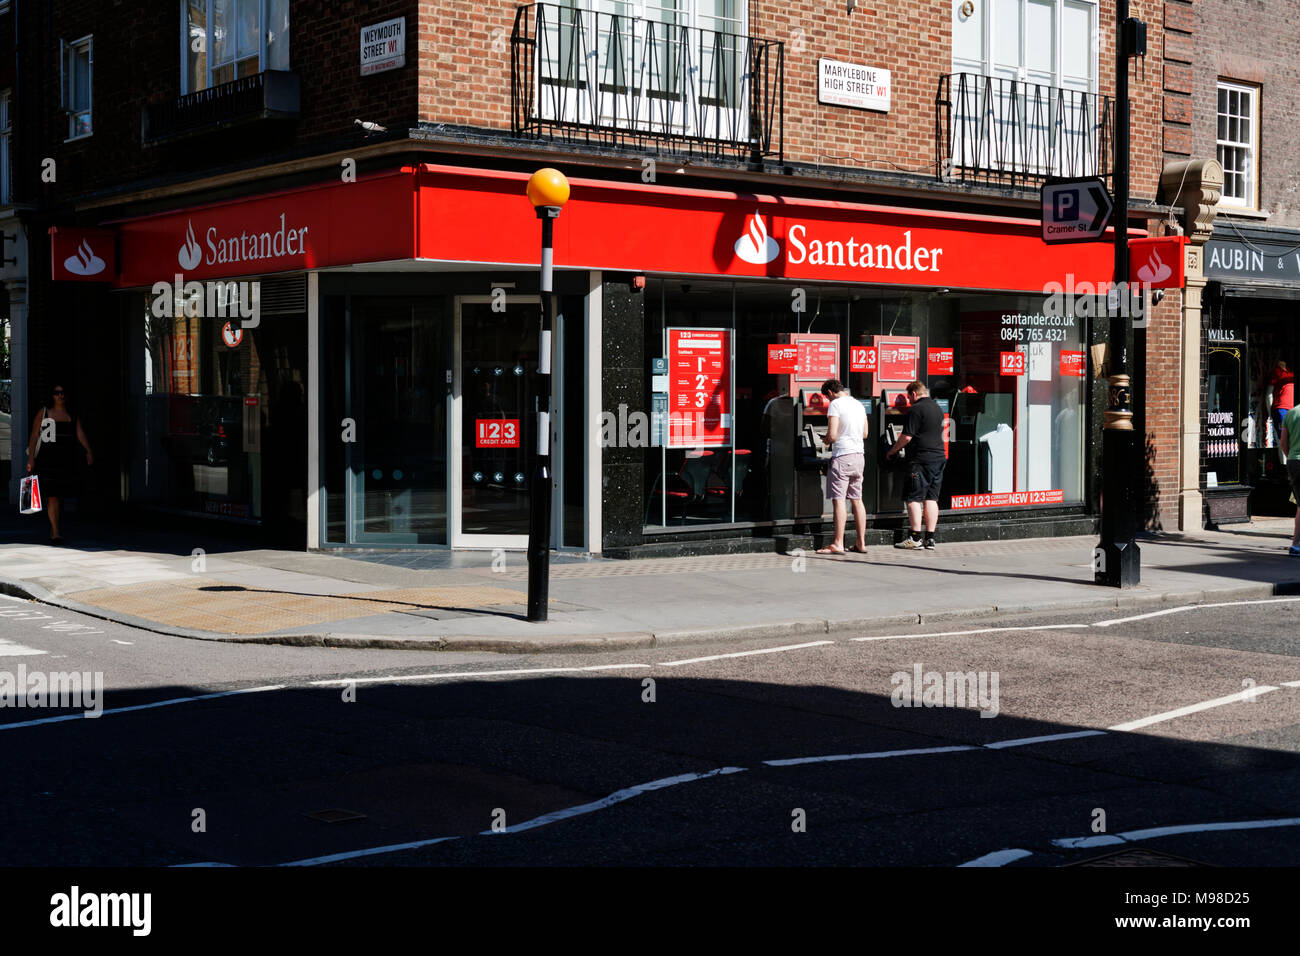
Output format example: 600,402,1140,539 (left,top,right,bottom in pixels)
526,168,570,210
